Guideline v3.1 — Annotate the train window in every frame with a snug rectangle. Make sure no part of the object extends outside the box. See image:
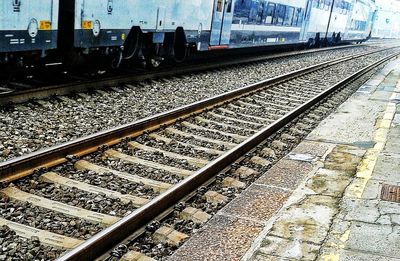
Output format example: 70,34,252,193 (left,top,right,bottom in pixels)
351,19,355,29
217,0,223,12
265,3,275,24
256,2,265,24
284,6,294,26
324,0,331,11
226,0,232,13
319,0,325,9
345,2,350,14
274,4,286,25
297,9,304,27
334,0,340,10
292,8,299,26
